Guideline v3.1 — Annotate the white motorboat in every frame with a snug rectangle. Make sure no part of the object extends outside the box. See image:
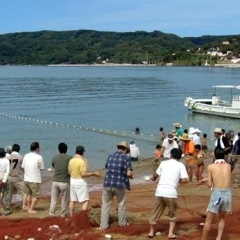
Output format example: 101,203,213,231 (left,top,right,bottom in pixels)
184,85,240,118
